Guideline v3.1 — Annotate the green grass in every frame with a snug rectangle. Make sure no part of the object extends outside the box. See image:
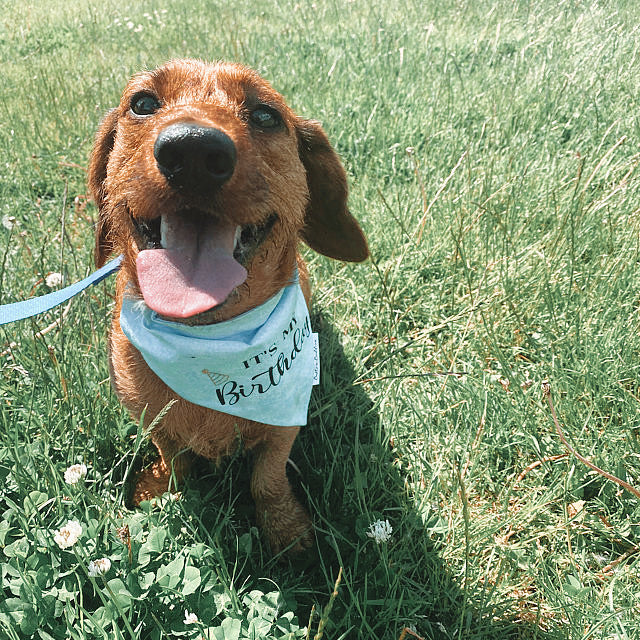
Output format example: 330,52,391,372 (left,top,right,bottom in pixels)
2,0,640,637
